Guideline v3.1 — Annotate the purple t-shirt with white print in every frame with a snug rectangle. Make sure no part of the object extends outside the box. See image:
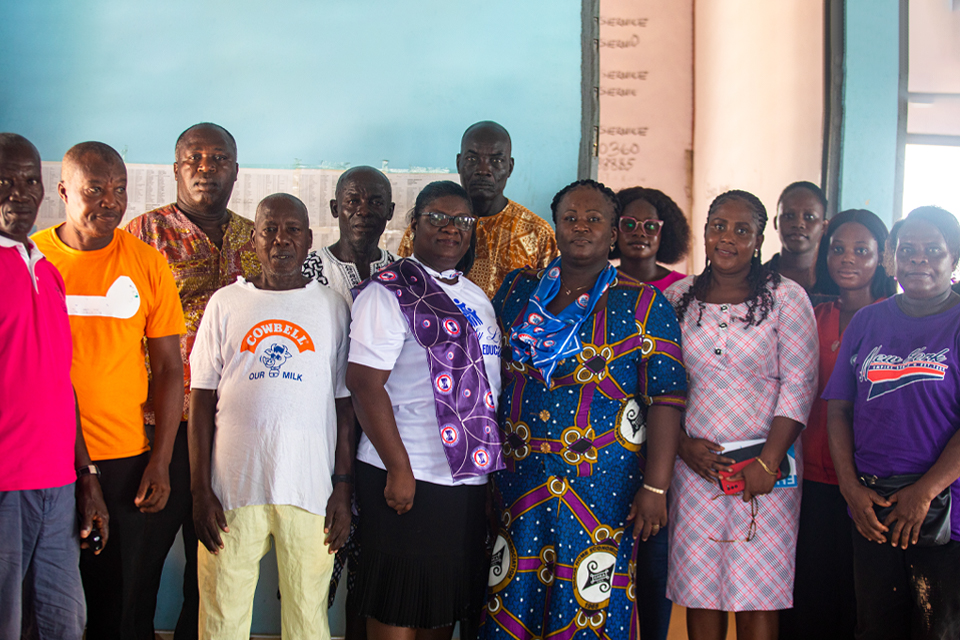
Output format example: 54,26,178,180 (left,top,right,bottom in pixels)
823,296,960,541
